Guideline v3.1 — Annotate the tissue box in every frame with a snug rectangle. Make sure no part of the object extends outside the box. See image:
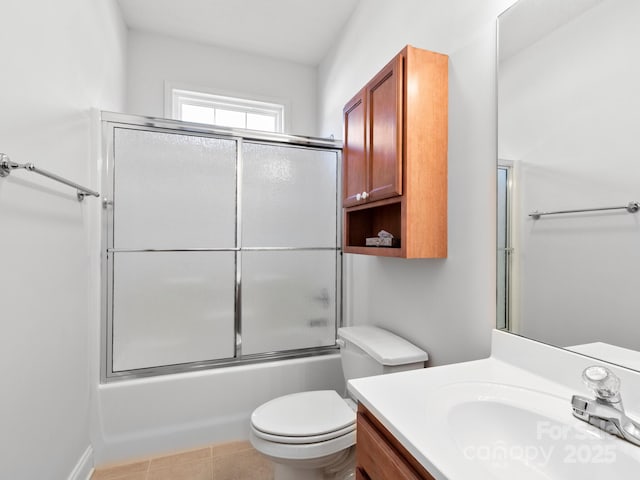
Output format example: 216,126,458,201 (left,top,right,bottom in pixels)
365,237,400,247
